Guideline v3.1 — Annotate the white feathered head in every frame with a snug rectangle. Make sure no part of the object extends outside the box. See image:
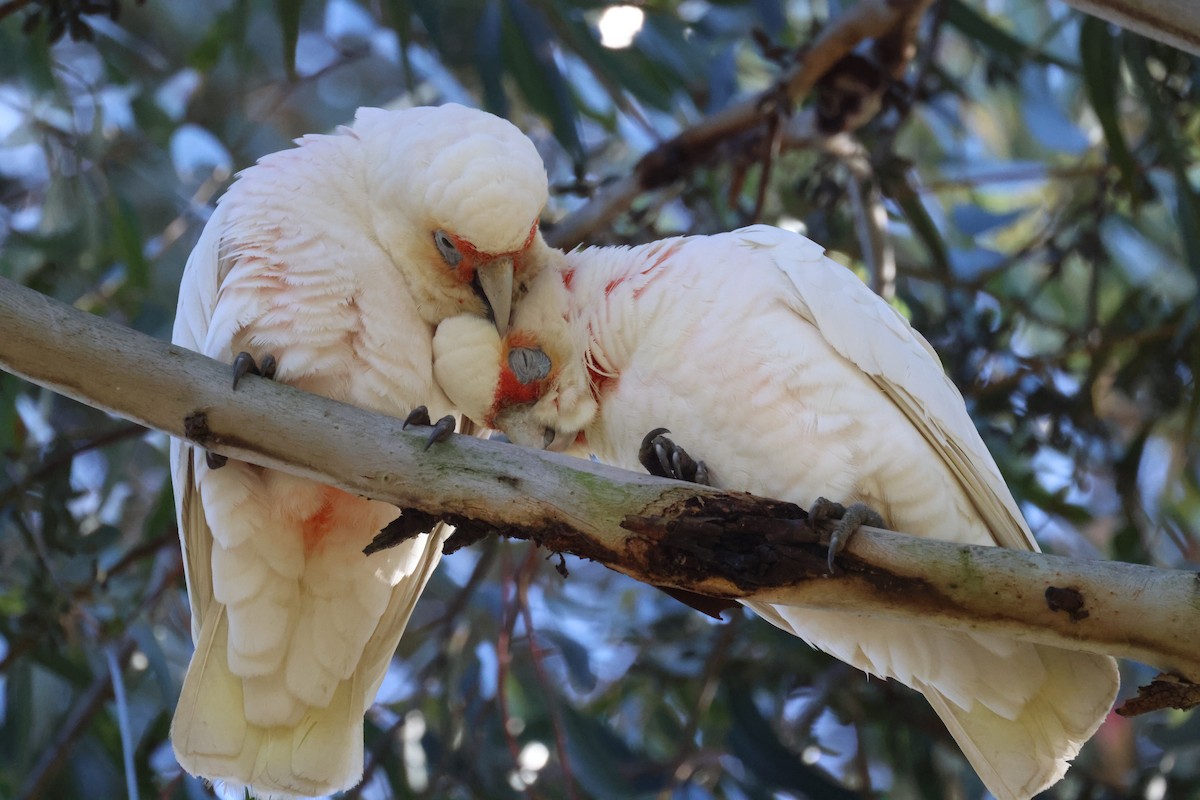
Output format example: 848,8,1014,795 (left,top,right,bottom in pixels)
351,104,550,333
